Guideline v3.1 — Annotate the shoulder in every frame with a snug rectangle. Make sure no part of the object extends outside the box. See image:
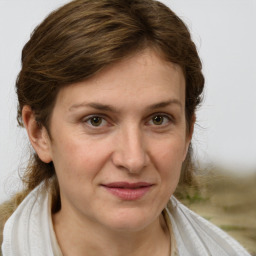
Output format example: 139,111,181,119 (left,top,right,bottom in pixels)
0,191,30,249
166,197,251,256
0,199,16,249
